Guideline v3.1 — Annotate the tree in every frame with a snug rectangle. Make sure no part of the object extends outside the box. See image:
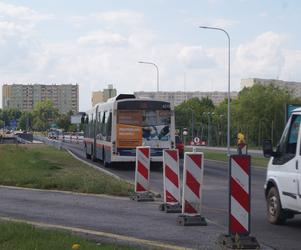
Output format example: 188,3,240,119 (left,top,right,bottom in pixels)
175,97,215,142
18,112,33,131
57,111,73,132
230,84,299,146
32,101,59,131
